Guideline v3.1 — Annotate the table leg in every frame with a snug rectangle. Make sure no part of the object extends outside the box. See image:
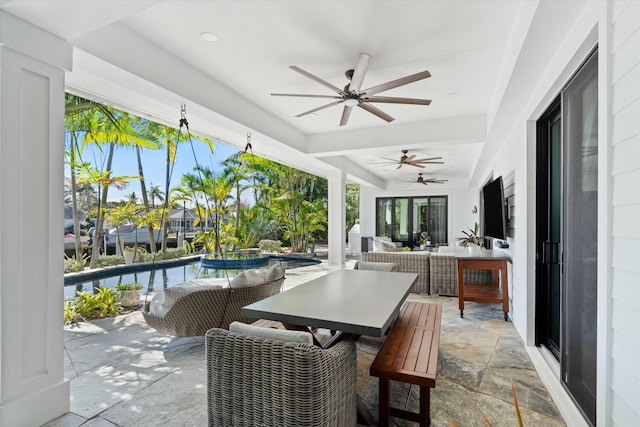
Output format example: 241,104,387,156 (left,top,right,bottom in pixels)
457,259,465,318
500,261,509,321
378,377,390,426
